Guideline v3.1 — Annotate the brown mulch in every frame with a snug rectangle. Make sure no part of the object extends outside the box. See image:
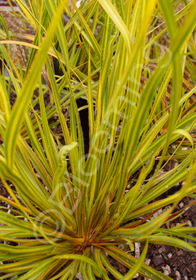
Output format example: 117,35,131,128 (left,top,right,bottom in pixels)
0,180,9,209
145,197,196,280
104,197,196,280
147,241,196,280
